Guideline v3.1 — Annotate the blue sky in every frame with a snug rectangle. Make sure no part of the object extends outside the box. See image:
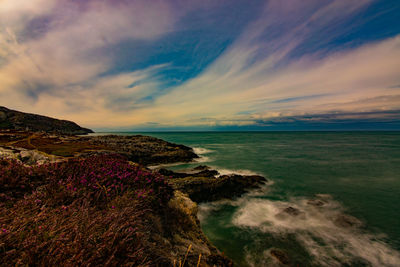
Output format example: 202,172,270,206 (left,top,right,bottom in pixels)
0,0,399,130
